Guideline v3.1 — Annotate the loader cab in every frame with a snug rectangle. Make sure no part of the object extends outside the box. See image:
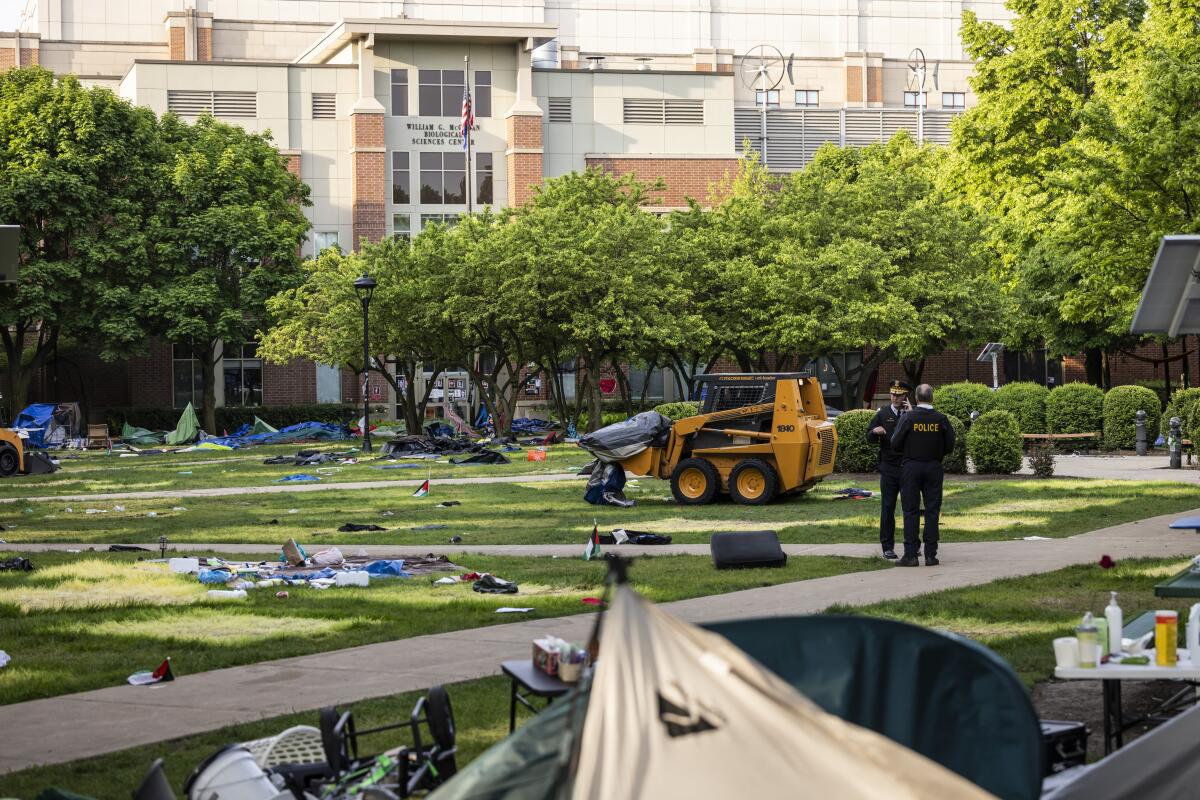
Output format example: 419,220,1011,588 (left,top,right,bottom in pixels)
696,373,810,414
